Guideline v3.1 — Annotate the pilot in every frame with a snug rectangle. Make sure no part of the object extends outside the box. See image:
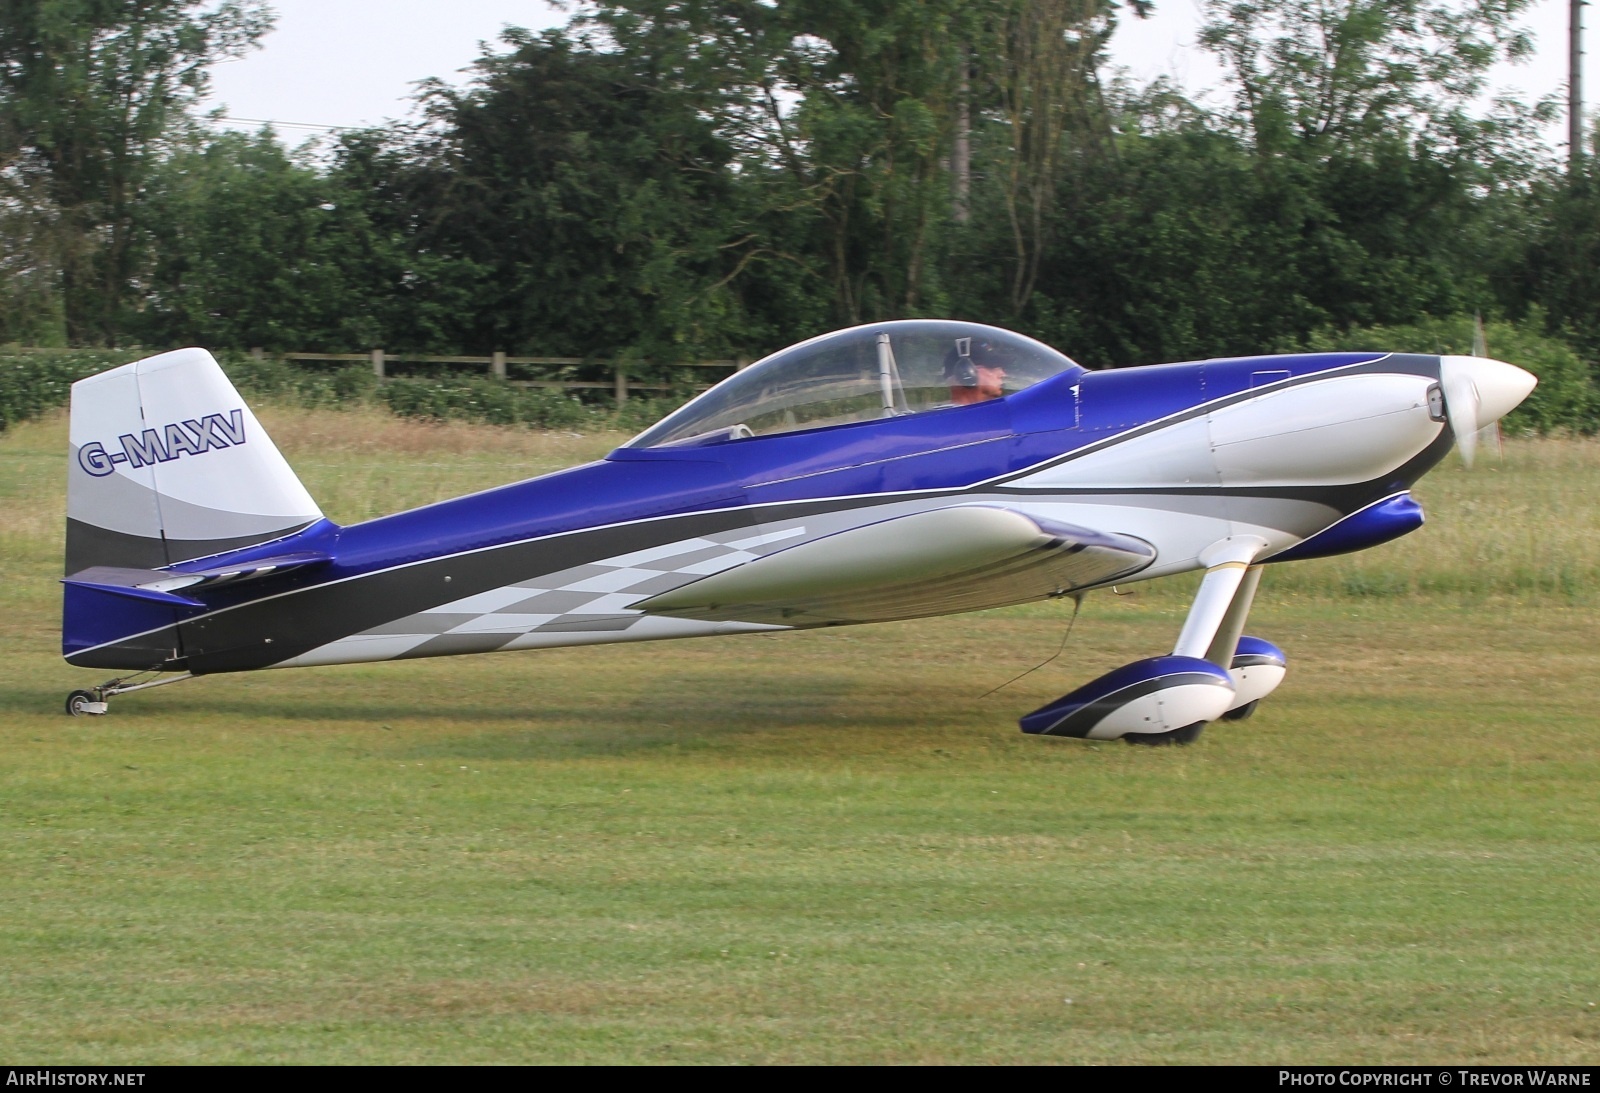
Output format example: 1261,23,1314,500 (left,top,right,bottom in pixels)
944,336,1008,405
